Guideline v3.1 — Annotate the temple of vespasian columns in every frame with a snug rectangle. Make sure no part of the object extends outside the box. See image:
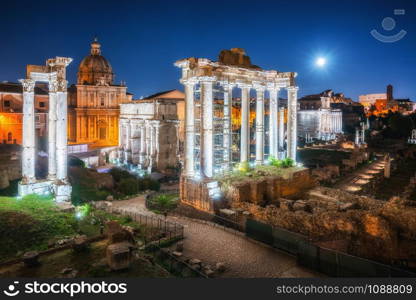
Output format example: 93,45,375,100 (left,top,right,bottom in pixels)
18,57,72,202
175,48,299,212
